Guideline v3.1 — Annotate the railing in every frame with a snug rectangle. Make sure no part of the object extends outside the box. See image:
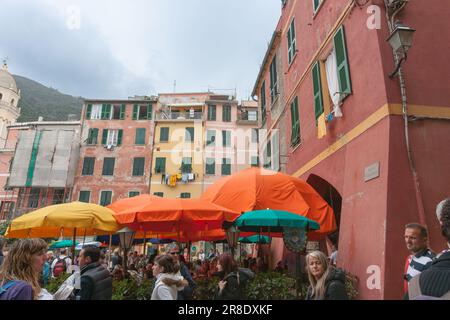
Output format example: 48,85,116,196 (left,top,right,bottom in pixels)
156,111,204,120
237,110,258,123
